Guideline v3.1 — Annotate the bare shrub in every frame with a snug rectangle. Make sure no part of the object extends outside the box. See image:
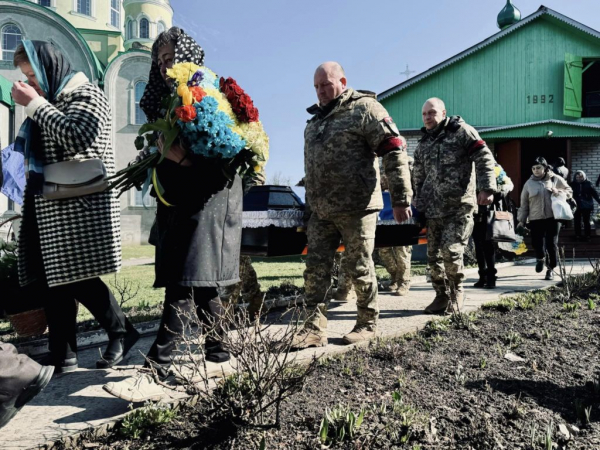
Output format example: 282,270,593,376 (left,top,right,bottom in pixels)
165,305,319,429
